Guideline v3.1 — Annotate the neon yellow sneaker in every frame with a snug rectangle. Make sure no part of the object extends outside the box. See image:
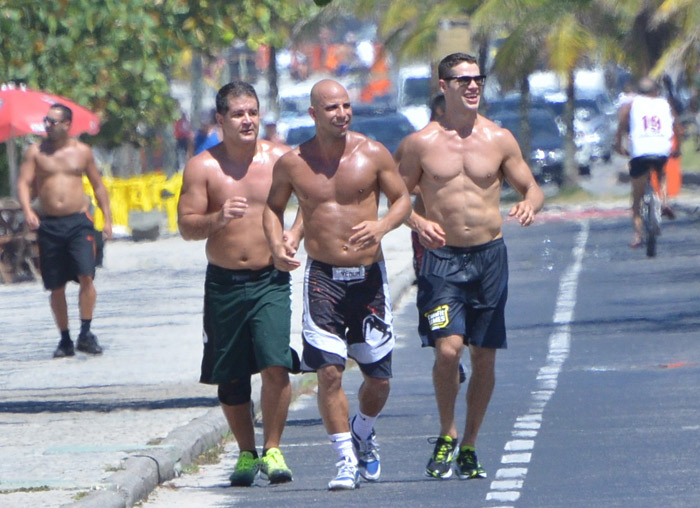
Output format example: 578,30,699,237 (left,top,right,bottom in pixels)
260,447,293,484
455,446,487,479
229,450,259,487
425,436,456,479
